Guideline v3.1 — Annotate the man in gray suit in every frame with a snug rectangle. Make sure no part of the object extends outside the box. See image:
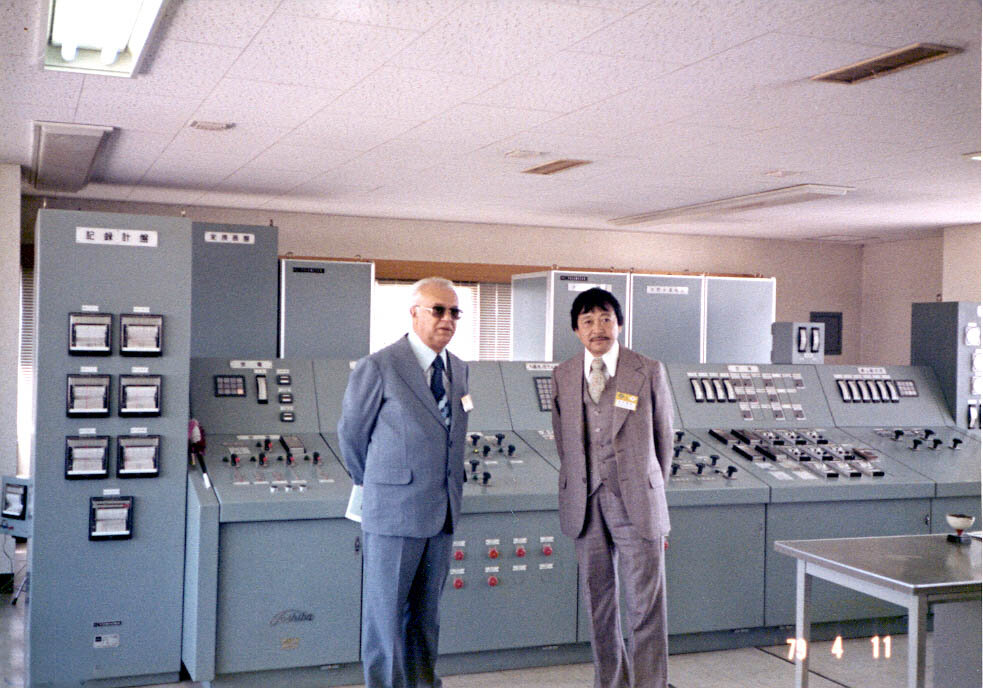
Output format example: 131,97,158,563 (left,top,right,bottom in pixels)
339,277,471,688
551,288,673,688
